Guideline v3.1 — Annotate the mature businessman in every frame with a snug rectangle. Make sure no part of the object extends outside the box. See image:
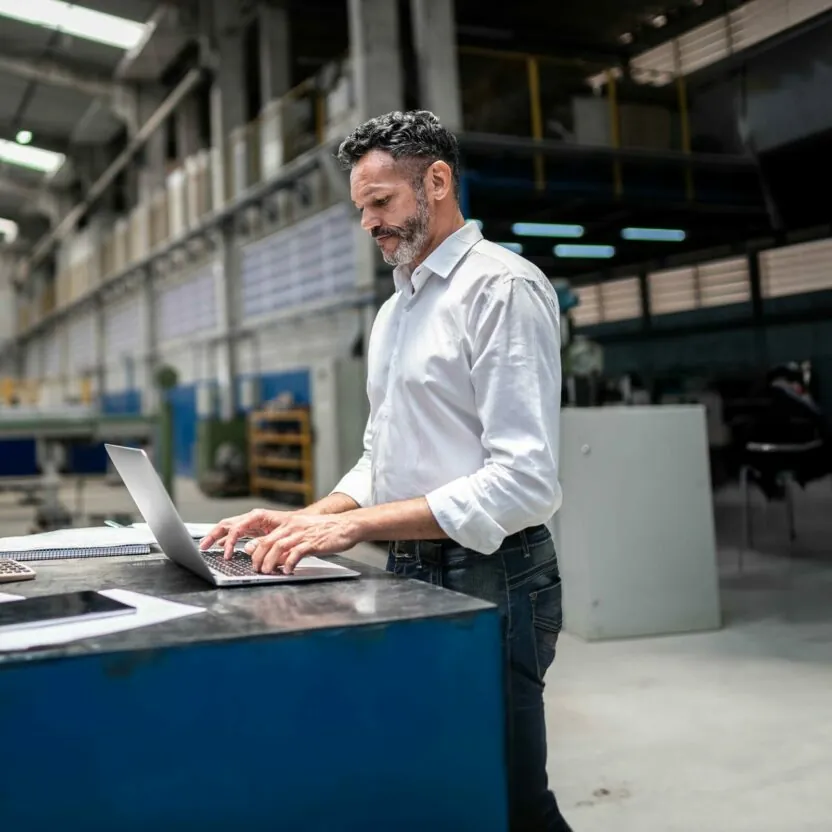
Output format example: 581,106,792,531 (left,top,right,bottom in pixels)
202,110,571,831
